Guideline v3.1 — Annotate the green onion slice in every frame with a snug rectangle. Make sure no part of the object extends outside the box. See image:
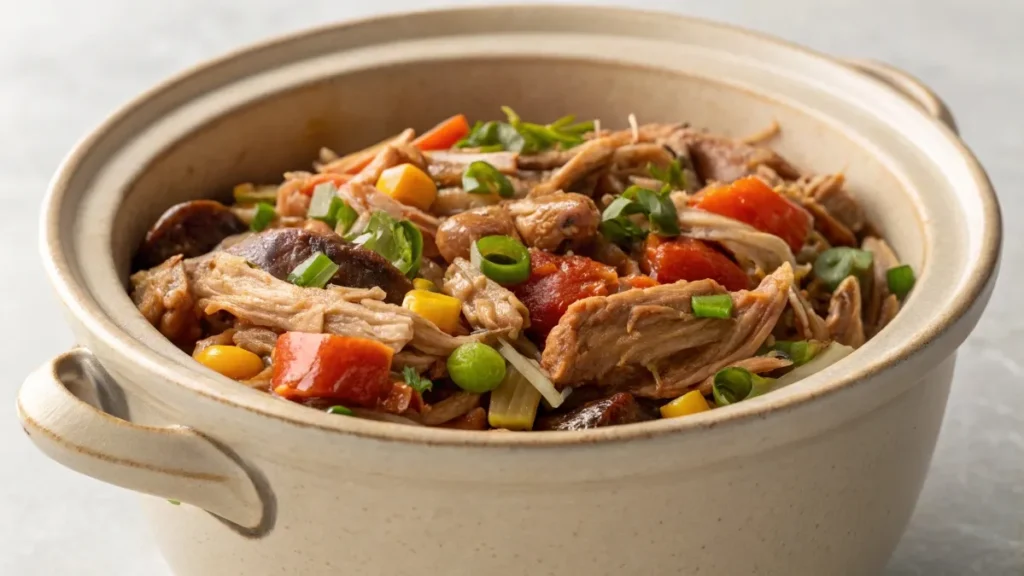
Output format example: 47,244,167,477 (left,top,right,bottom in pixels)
813,247,873,291
287,251,339,289
326,405,353,416
691,294,734,319
712,367,774,407
349,211,423,277
886,264,916,299
772,340,823,366
648,158,687,193
250,202,276,232
470,235,531,285
462,161,515,198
